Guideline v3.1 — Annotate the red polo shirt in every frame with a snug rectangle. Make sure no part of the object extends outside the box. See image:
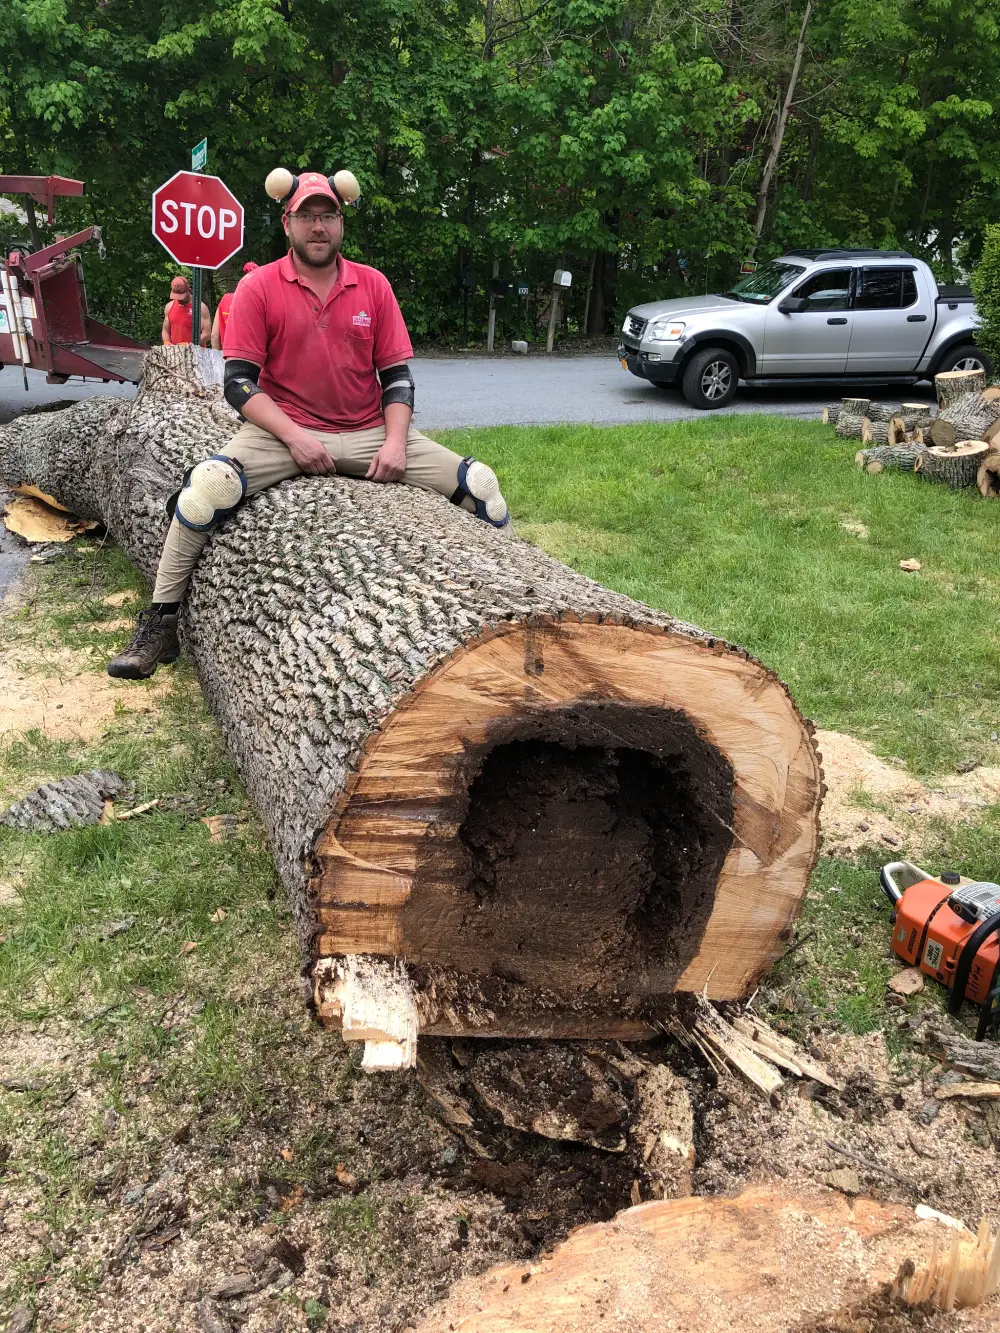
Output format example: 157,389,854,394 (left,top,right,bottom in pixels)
224,253,414,432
